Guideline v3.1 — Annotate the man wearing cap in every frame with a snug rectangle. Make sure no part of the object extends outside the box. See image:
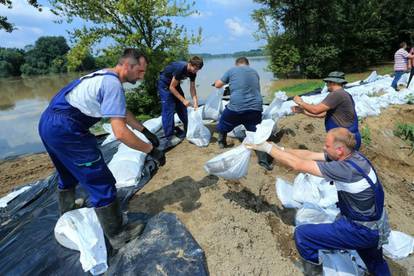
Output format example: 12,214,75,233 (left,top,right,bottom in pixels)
158,56,204,144
292,71,361,150
247,127,391,276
